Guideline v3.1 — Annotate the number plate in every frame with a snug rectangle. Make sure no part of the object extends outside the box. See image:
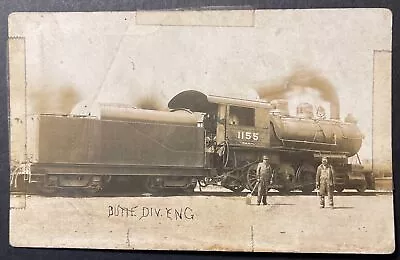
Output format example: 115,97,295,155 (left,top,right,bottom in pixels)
226,126,269,147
